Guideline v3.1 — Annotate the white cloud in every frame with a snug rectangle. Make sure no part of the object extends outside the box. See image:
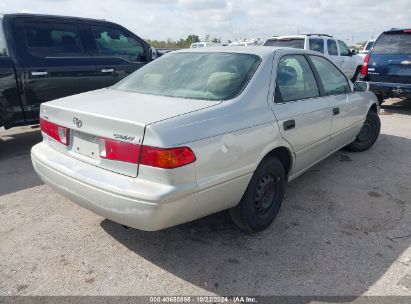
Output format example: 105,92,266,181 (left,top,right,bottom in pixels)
1,0,410,44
